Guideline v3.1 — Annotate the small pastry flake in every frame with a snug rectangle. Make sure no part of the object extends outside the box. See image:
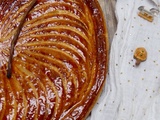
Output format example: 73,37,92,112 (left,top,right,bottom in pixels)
134,47,147,66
